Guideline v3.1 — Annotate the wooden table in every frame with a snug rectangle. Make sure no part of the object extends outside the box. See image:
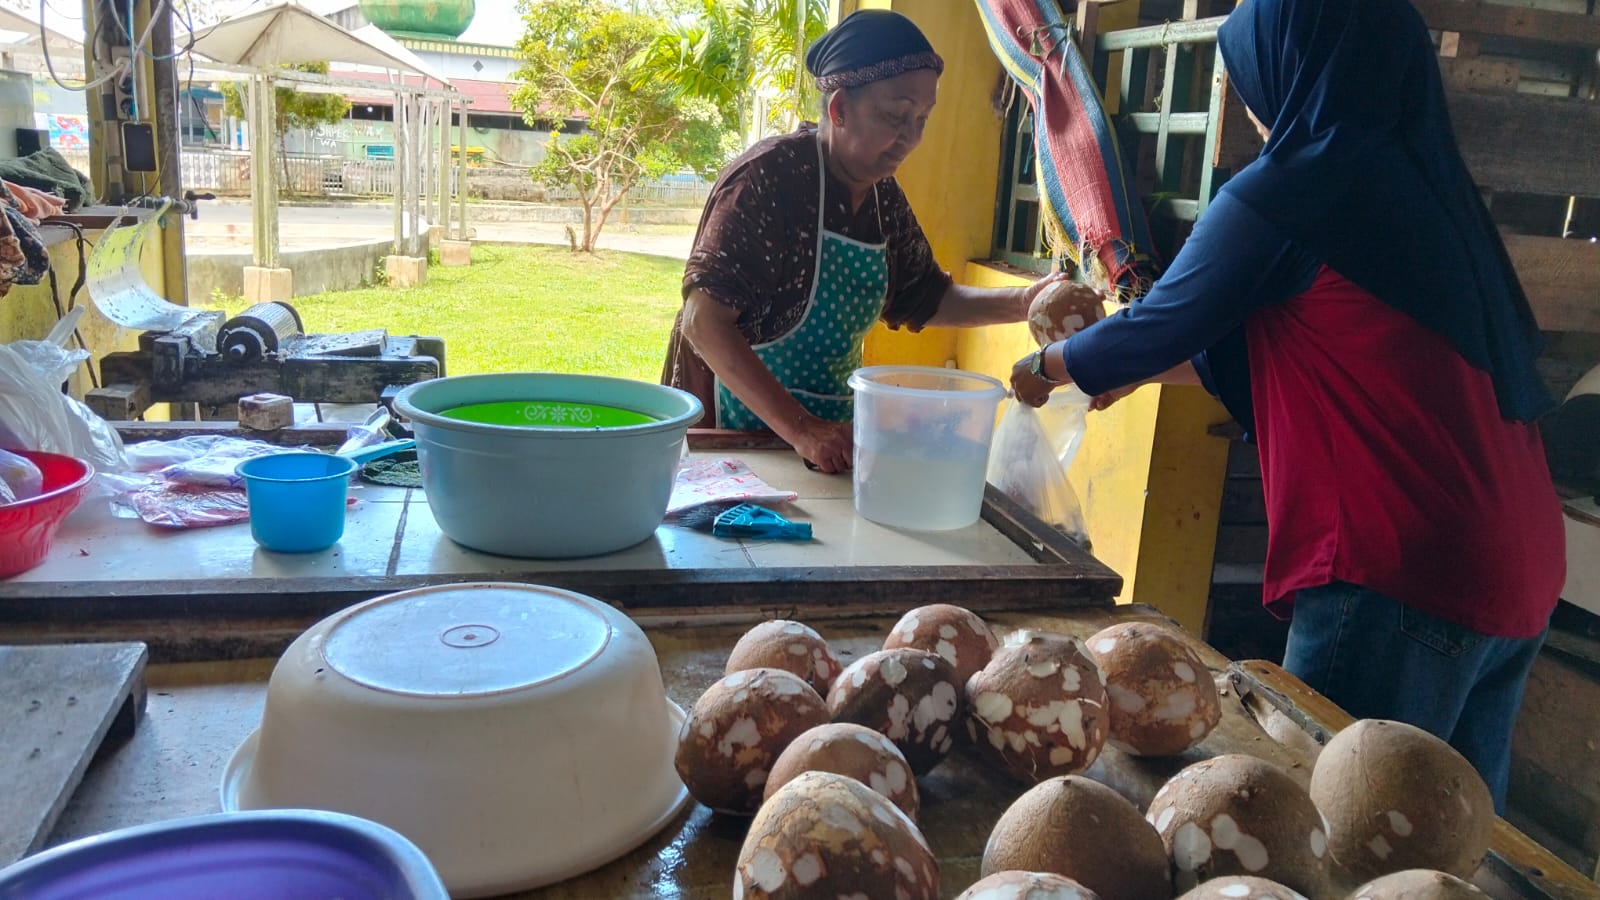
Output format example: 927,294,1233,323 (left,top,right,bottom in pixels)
0,440,1123,663
4,435,1589,896
36,604,1594,900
